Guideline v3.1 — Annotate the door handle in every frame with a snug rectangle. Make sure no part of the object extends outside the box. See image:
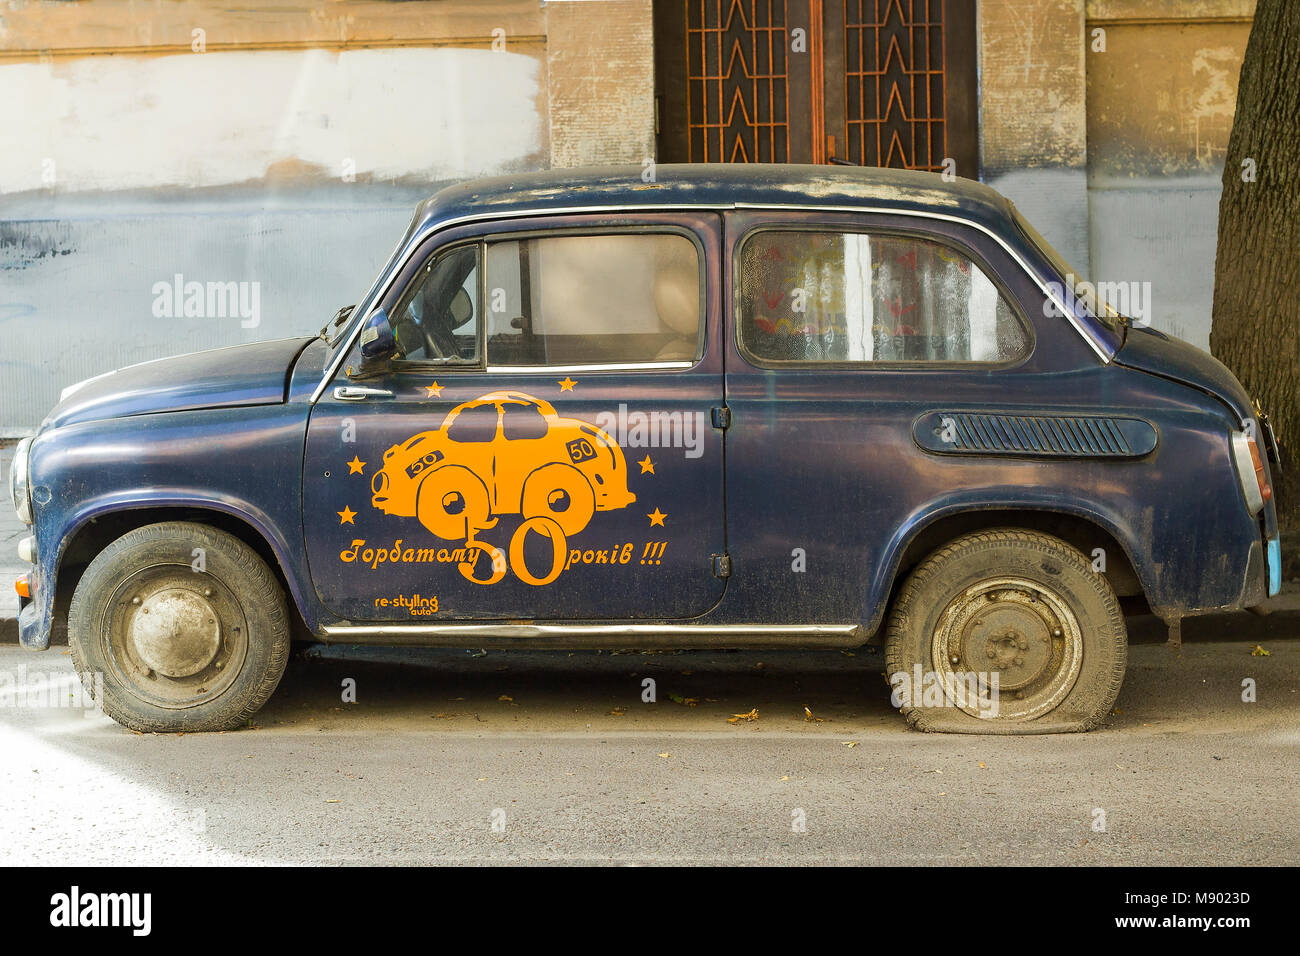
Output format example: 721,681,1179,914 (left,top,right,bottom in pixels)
334,385,394,401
